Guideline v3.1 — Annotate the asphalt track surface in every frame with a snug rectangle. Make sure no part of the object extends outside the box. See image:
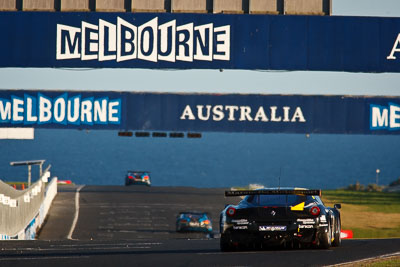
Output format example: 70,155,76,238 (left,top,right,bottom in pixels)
1,185,399,267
